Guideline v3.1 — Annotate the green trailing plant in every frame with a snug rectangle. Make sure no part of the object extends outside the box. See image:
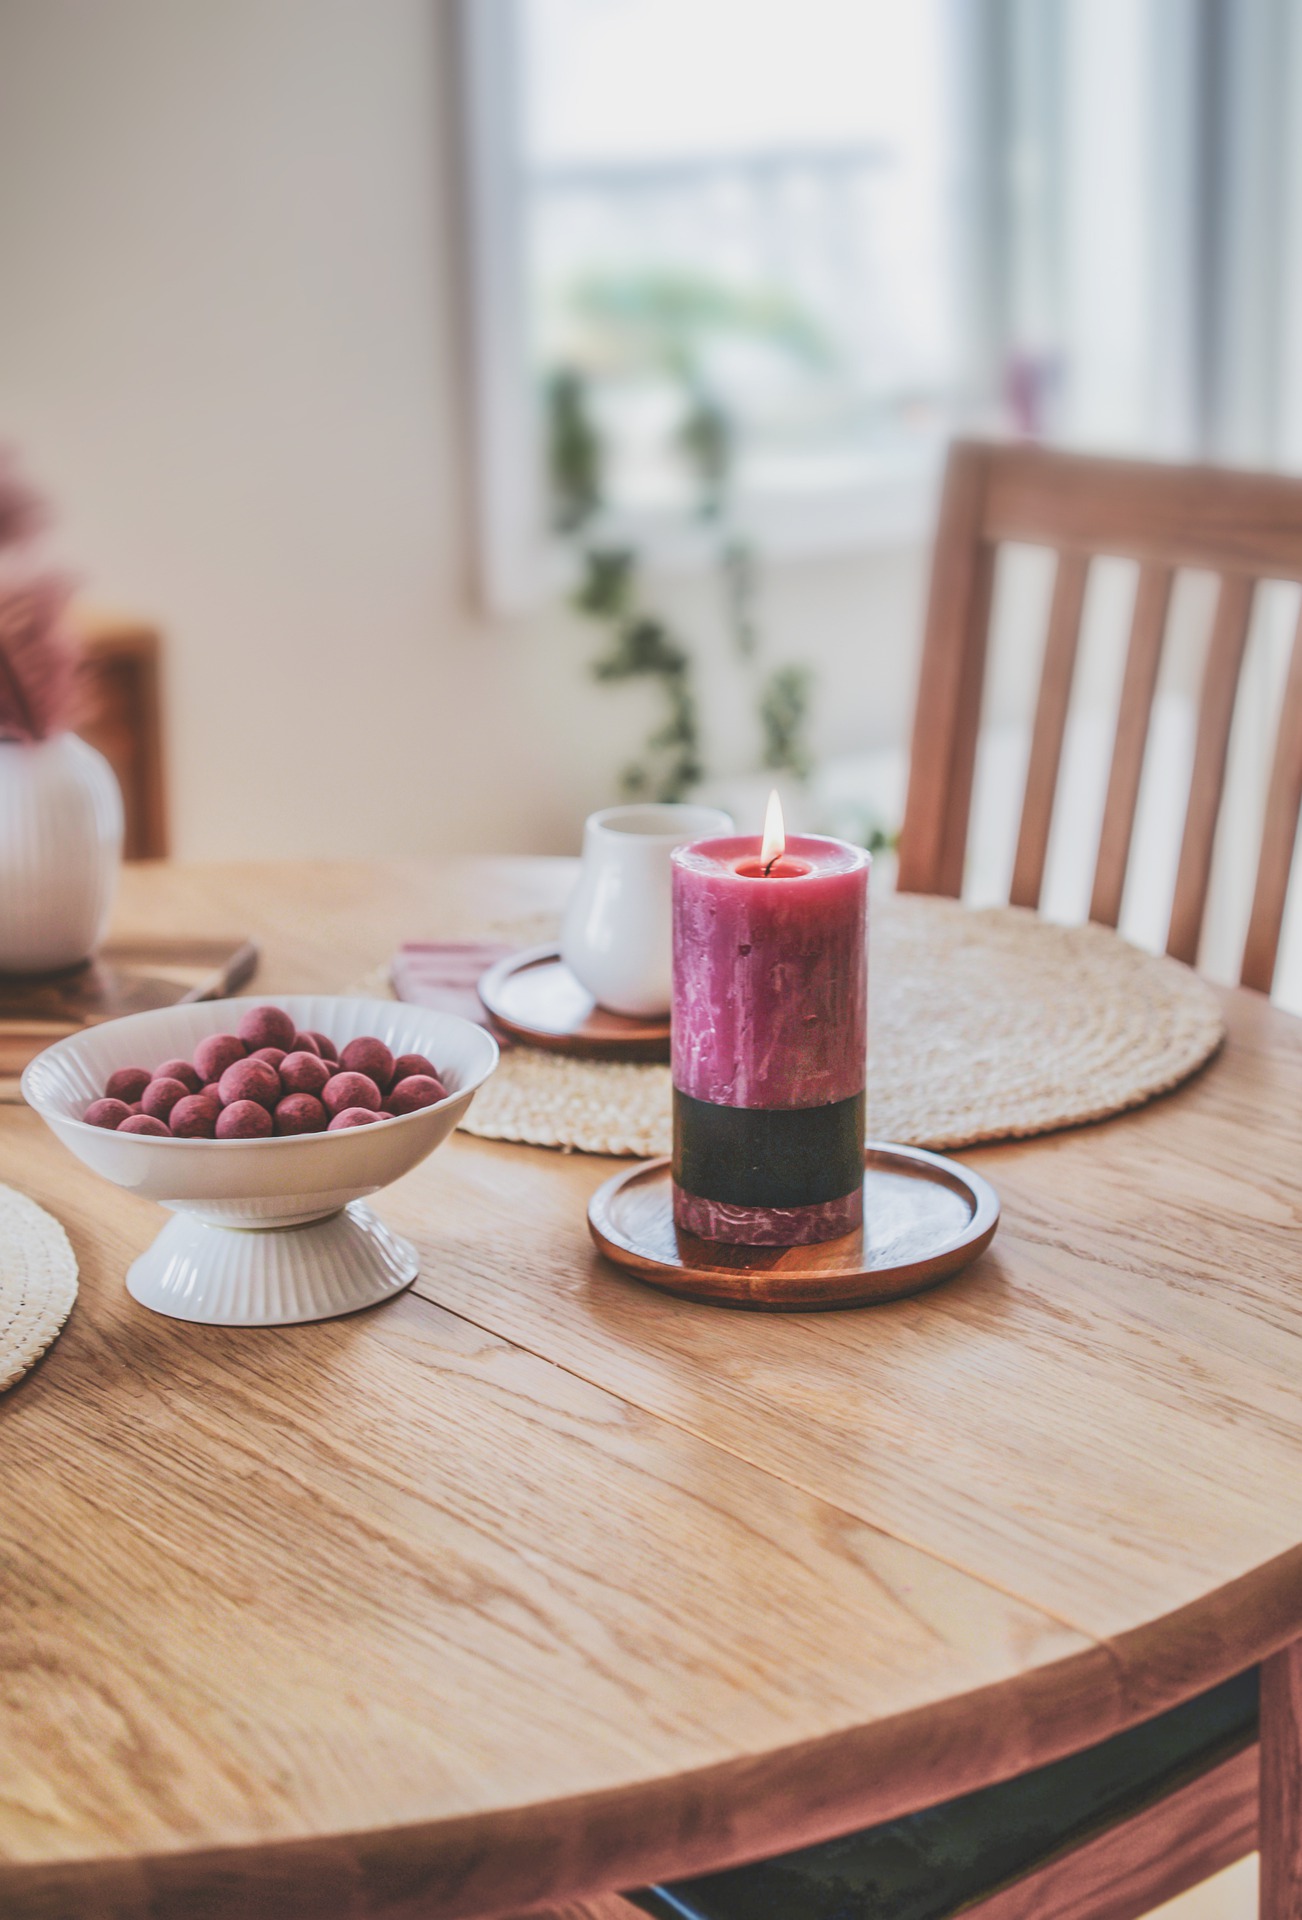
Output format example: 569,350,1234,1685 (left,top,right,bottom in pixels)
546,369,602,534
719,535,759,661
549,372,702,800
759,664,814,781
546,269,824,799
